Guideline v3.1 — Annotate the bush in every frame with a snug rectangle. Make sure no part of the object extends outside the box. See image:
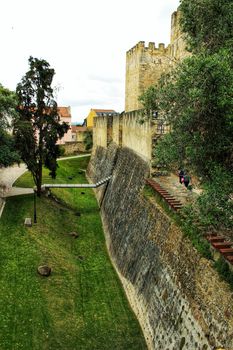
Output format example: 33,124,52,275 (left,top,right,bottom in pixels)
58,145,66,156
83,130,93,151
214,256,233,290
